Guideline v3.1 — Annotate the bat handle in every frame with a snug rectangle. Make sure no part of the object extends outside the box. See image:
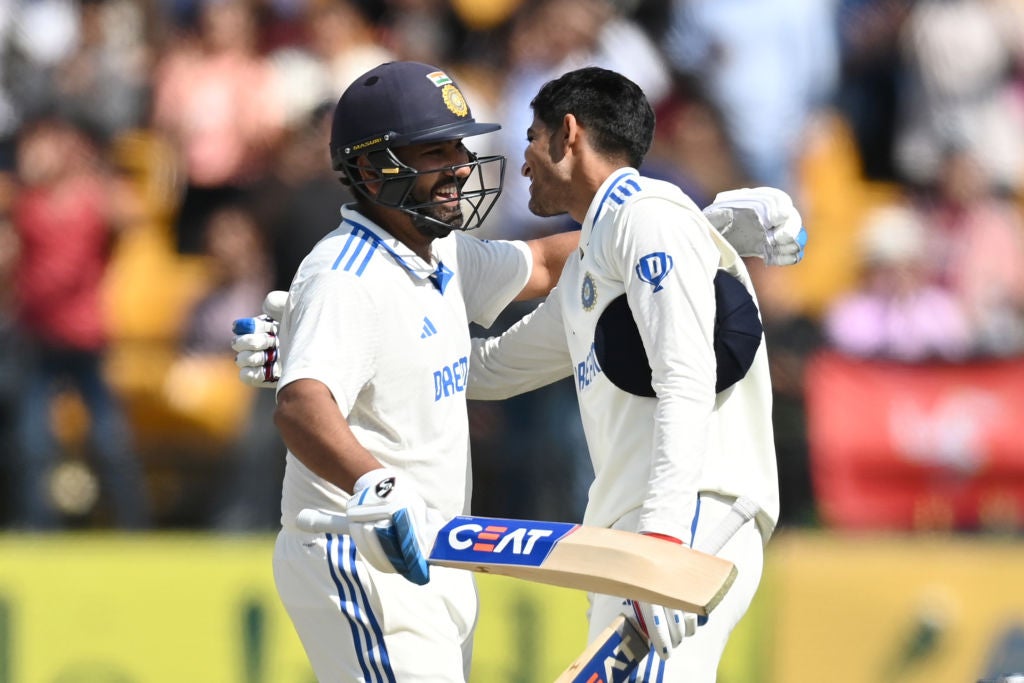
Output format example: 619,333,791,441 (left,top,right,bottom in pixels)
694,495,760,555
295,508,350,534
